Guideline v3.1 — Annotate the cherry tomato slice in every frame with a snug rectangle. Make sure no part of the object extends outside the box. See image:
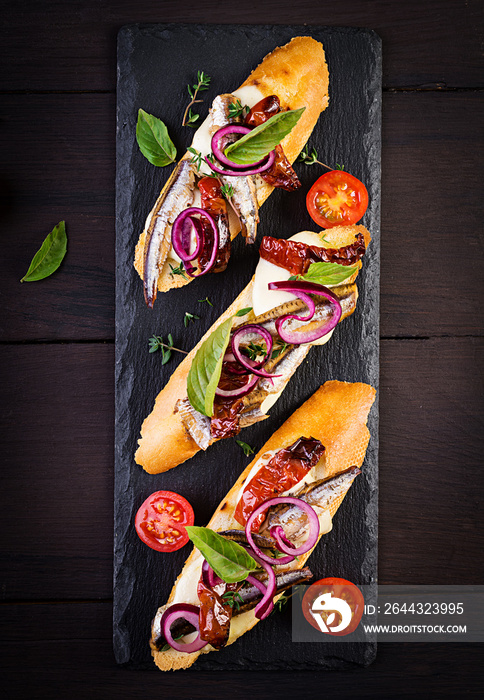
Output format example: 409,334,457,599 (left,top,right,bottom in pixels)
135,490,194,552
302,577,365,636
306,171,368,228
